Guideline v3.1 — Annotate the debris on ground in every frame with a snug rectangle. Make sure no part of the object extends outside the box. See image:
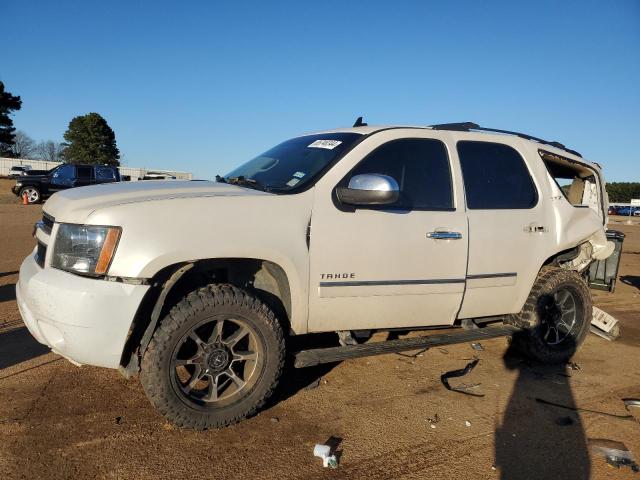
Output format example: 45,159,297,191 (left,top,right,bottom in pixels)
590,306,621,341
313,437,342,469
567,361,581,371
427,413,440,425
440,359,484,397
270,417,279,423
470,342,484,351
536,398,635,421
589,439,640,472
624,398,640,423
464,420,471,427
115,416,123,425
